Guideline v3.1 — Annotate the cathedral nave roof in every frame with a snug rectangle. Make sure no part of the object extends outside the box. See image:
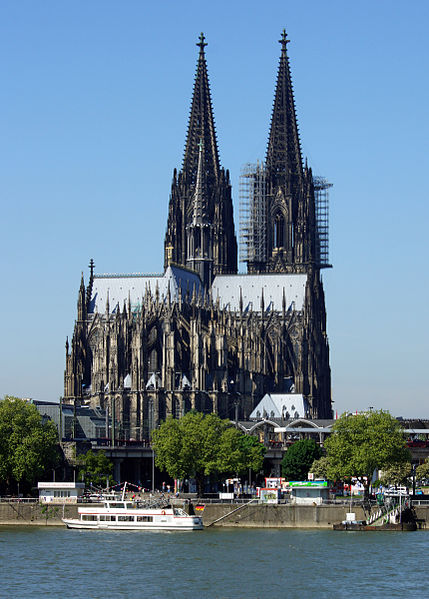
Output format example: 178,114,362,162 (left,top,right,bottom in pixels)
211,272,307,313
